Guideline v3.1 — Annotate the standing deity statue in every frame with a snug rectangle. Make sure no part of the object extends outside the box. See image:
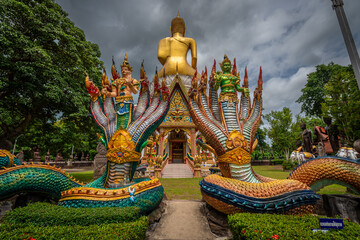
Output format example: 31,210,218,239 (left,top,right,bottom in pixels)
157,12,200,86
301,122,313,153
213,55,249,103
101,54,139,119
